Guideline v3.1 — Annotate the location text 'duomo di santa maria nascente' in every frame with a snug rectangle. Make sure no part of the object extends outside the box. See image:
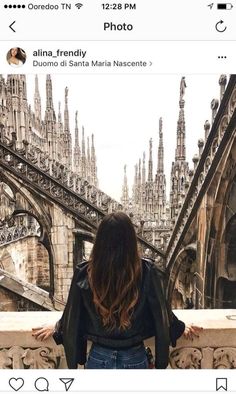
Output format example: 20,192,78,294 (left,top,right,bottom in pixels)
33,60,150,68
